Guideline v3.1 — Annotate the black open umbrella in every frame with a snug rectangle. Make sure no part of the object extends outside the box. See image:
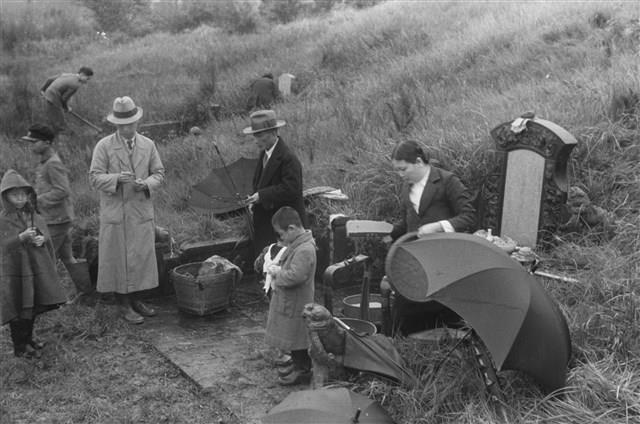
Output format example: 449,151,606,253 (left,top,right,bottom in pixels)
262,388,396,424
385,232,571,392
189,157,257,214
